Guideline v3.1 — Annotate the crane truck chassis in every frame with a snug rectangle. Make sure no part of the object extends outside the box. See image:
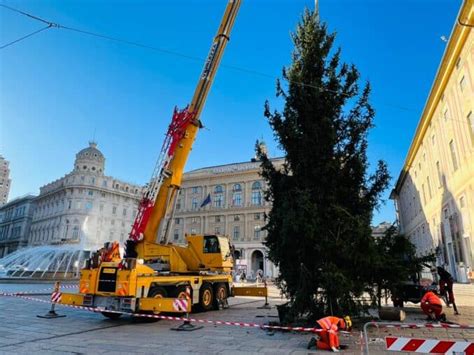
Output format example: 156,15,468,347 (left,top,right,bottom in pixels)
58,0,268,318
